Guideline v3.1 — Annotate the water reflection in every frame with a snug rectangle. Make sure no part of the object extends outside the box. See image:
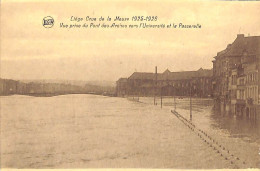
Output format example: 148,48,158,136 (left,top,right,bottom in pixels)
1,95,259,168
210,108,260,144
157,97,259,145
